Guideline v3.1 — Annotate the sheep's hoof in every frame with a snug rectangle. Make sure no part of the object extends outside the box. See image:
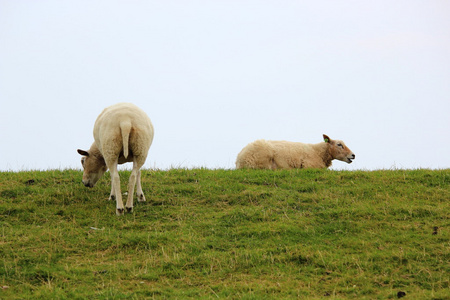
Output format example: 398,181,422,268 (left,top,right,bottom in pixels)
138,194,146,202
116,208,124,216
126,206,133,213
109,195,115,201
